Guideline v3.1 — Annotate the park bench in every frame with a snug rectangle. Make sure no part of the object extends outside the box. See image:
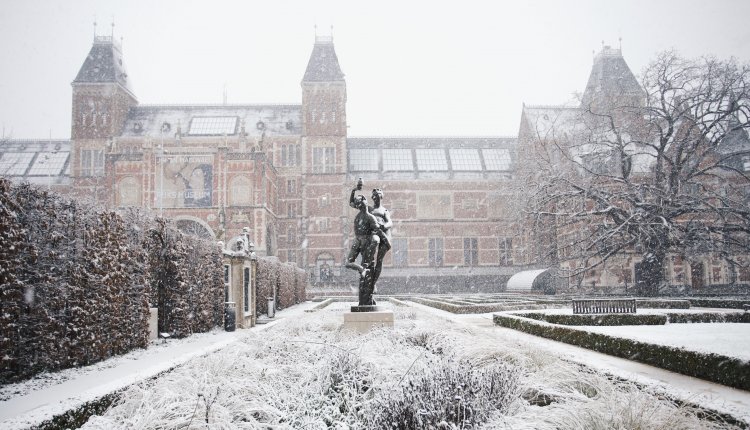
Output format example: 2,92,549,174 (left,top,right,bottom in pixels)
572,298,636,314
